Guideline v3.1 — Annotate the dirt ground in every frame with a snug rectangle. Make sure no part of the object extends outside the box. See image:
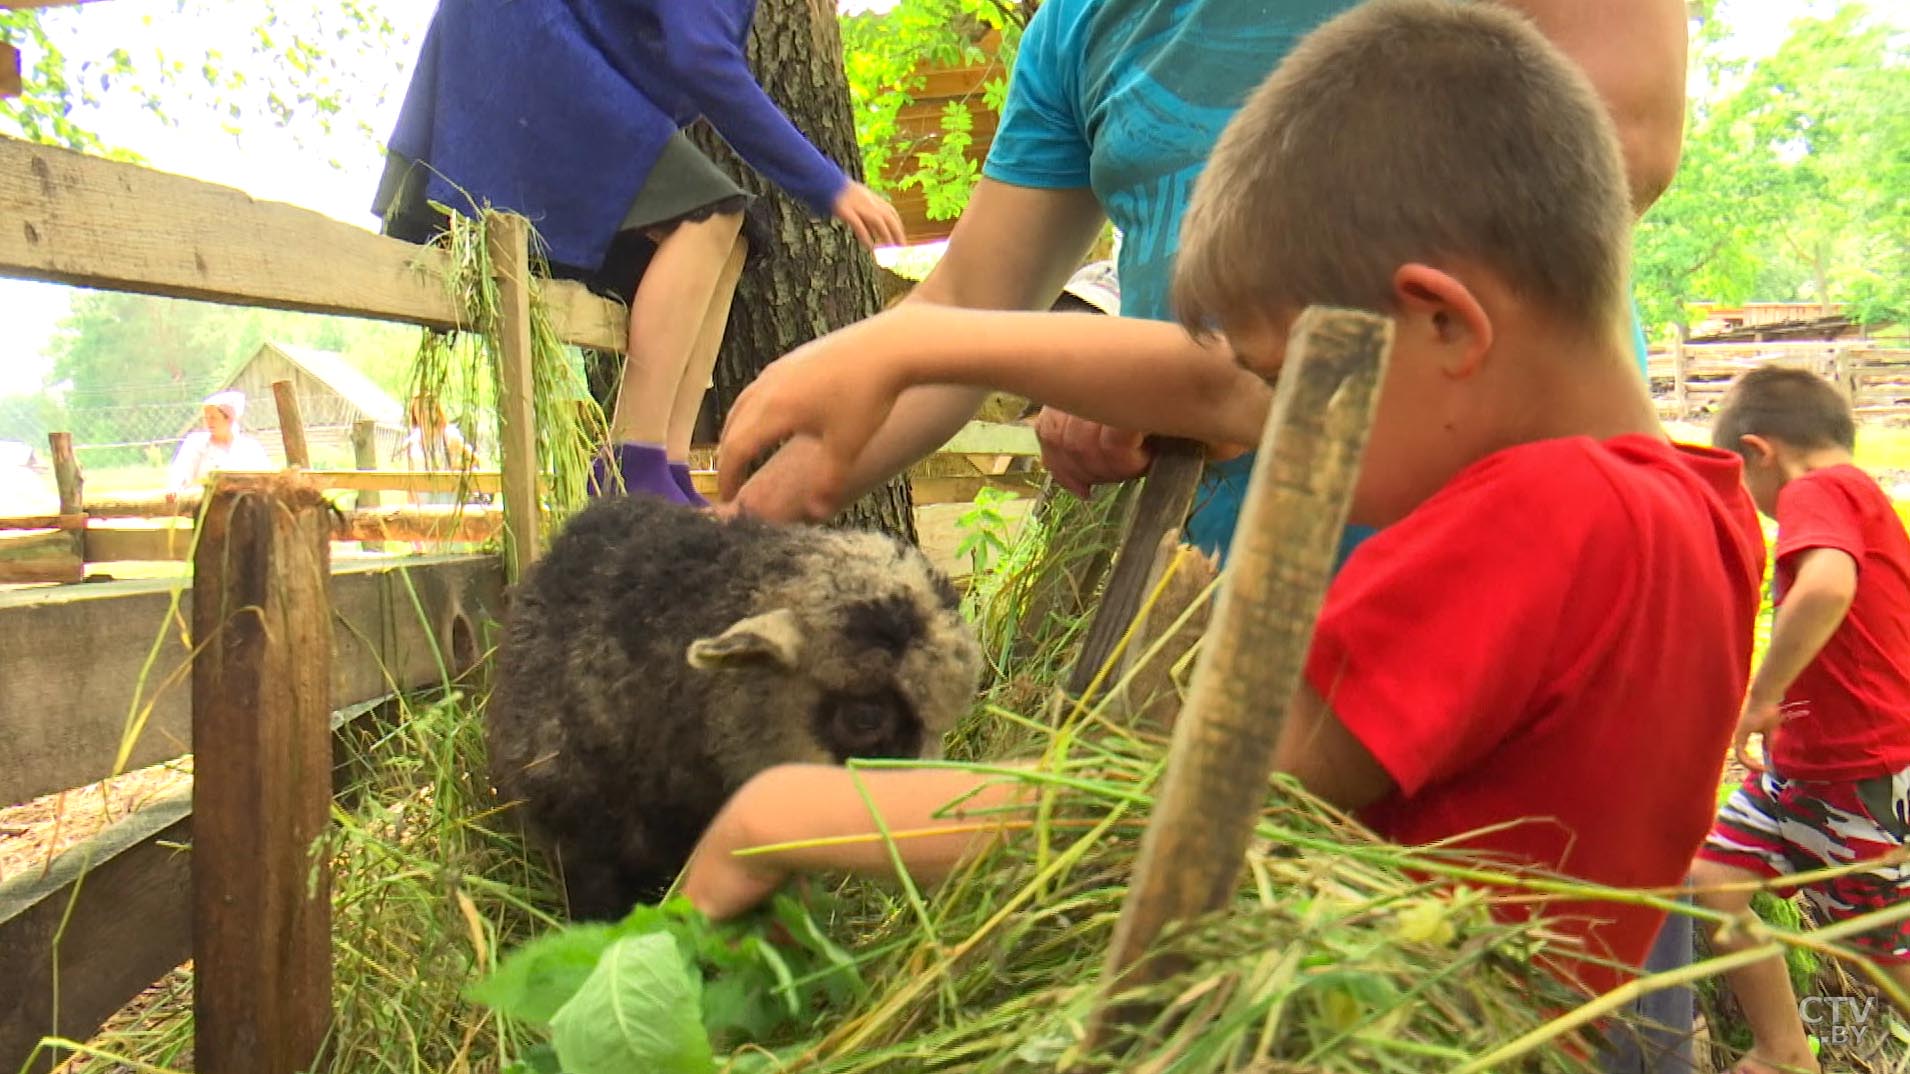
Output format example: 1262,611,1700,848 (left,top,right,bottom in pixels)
0,759,193,885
